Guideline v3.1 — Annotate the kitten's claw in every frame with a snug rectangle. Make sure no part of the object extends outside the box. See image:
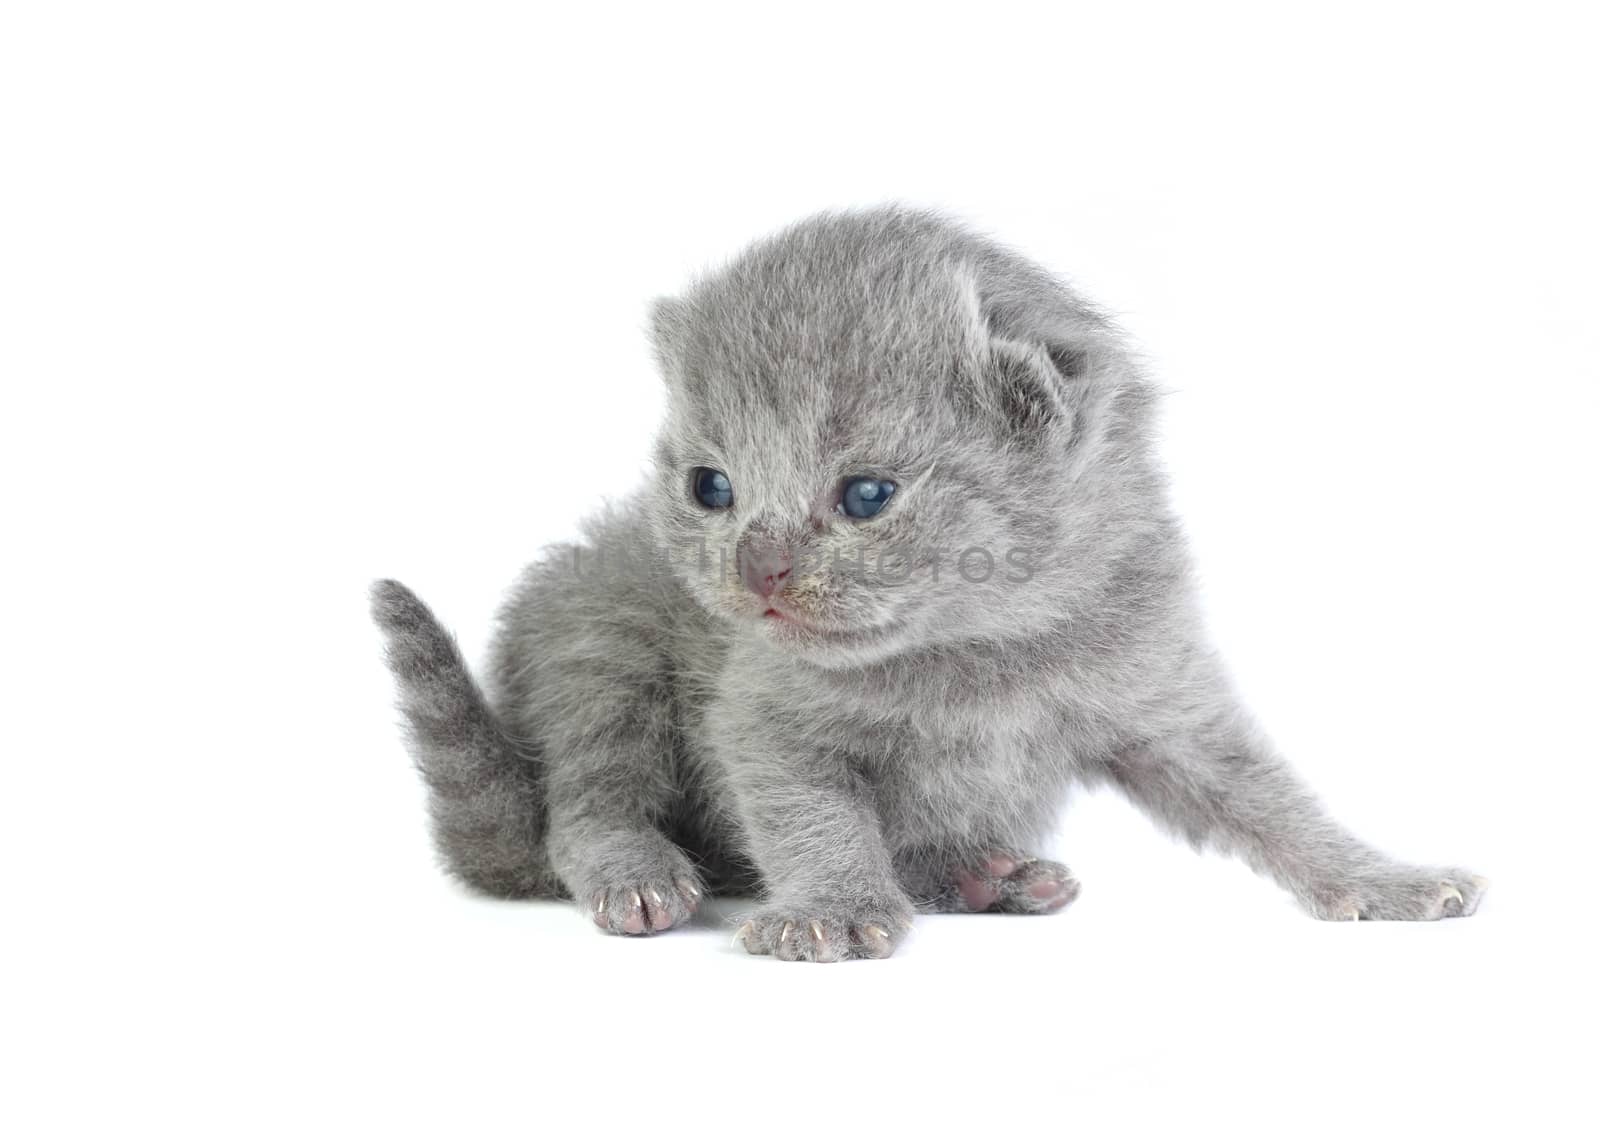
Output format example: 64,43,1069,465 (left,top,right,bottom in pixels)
621,891,646,934
857,924,893,958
